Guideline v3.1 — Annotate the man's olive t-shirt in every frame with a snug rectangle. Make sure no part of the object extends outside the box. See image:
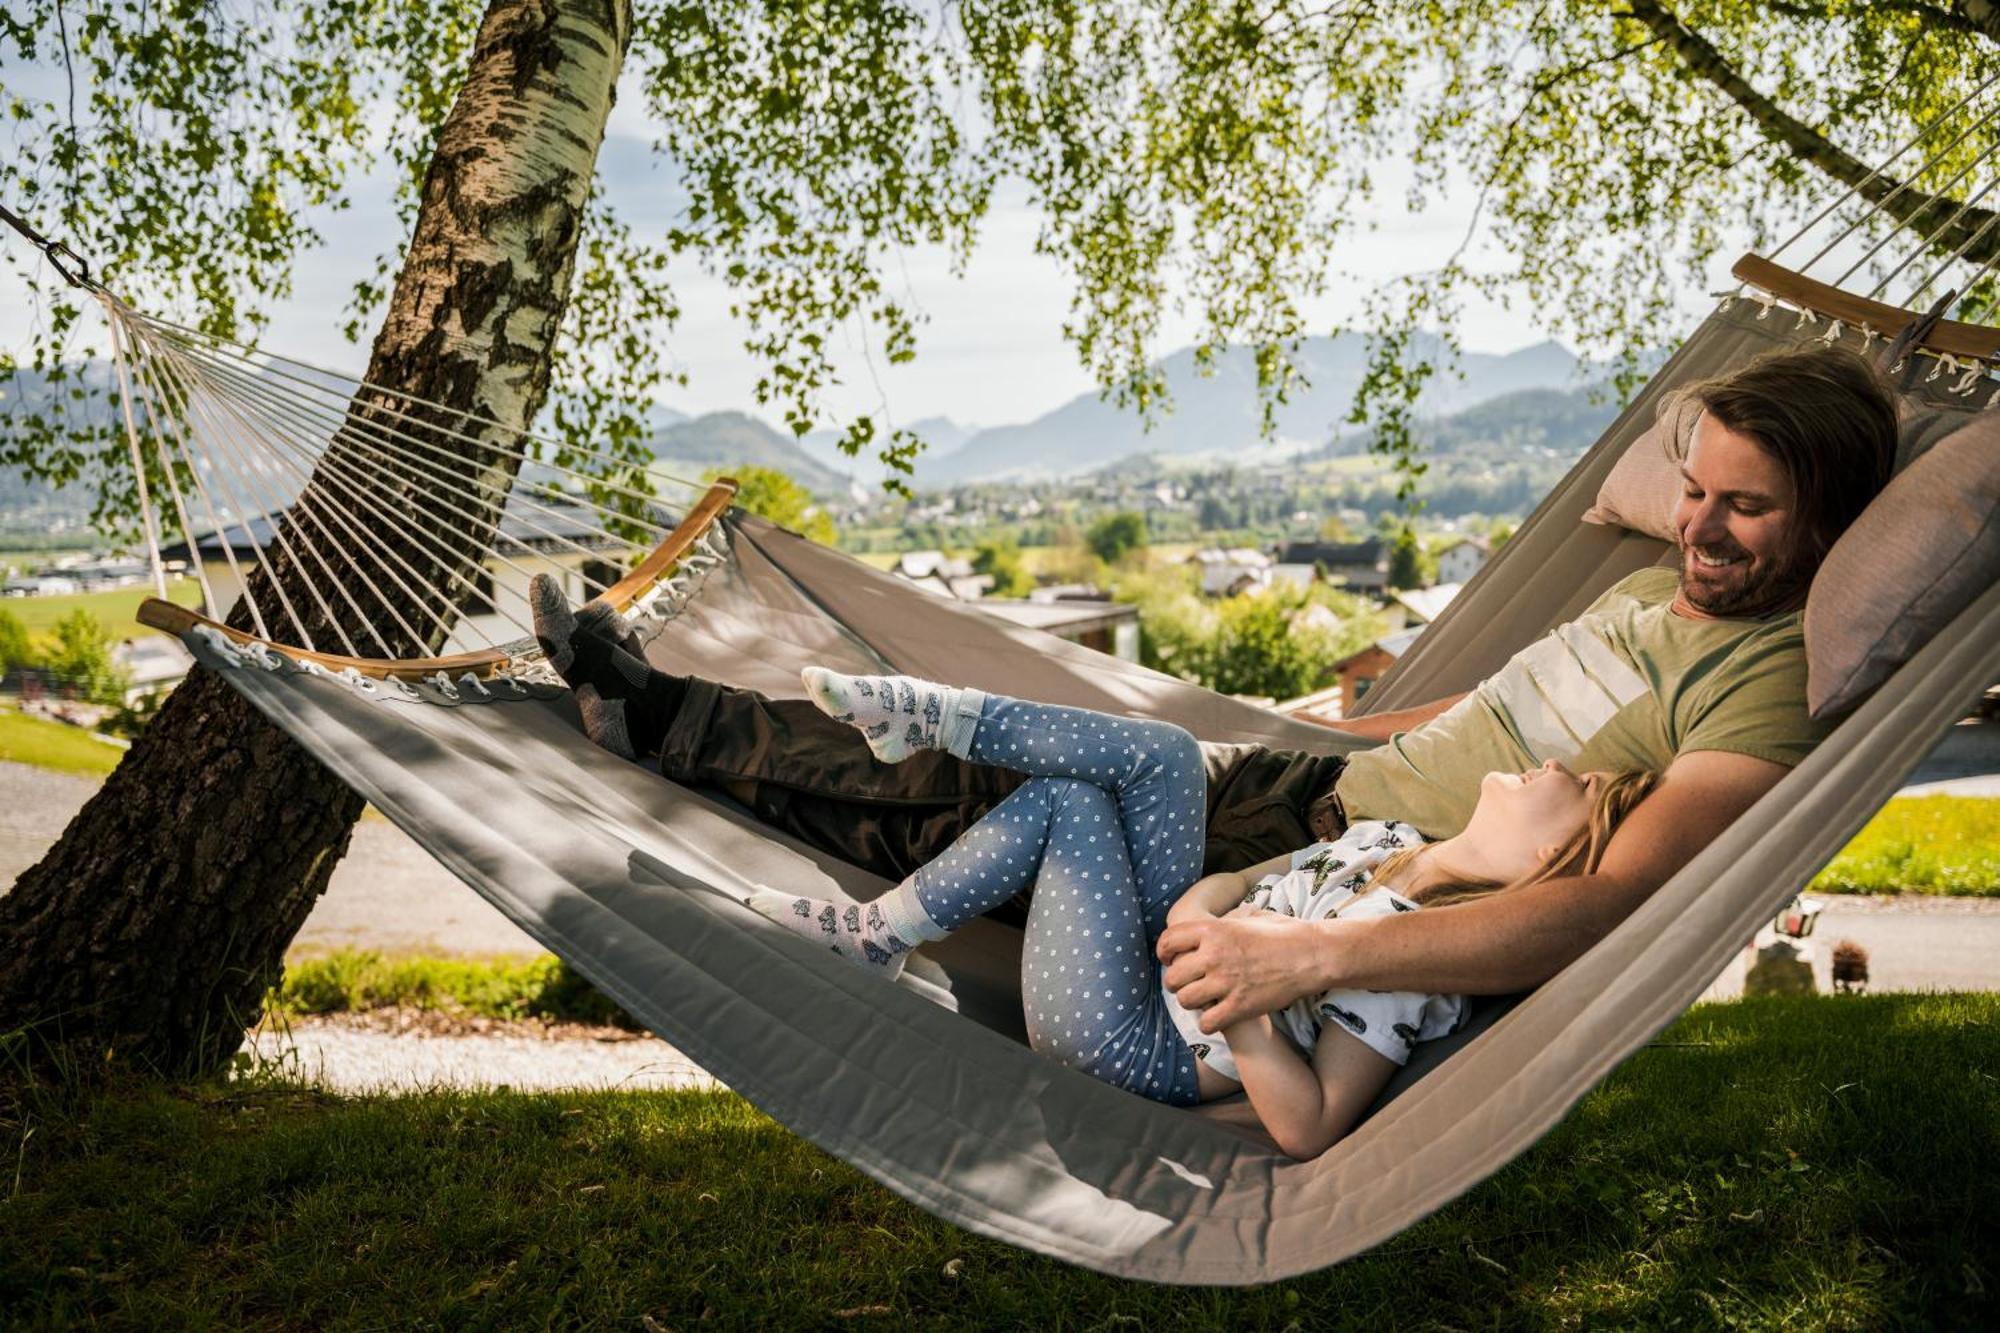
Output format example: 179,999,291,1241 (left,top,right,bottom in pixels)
1334,567,1834,838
